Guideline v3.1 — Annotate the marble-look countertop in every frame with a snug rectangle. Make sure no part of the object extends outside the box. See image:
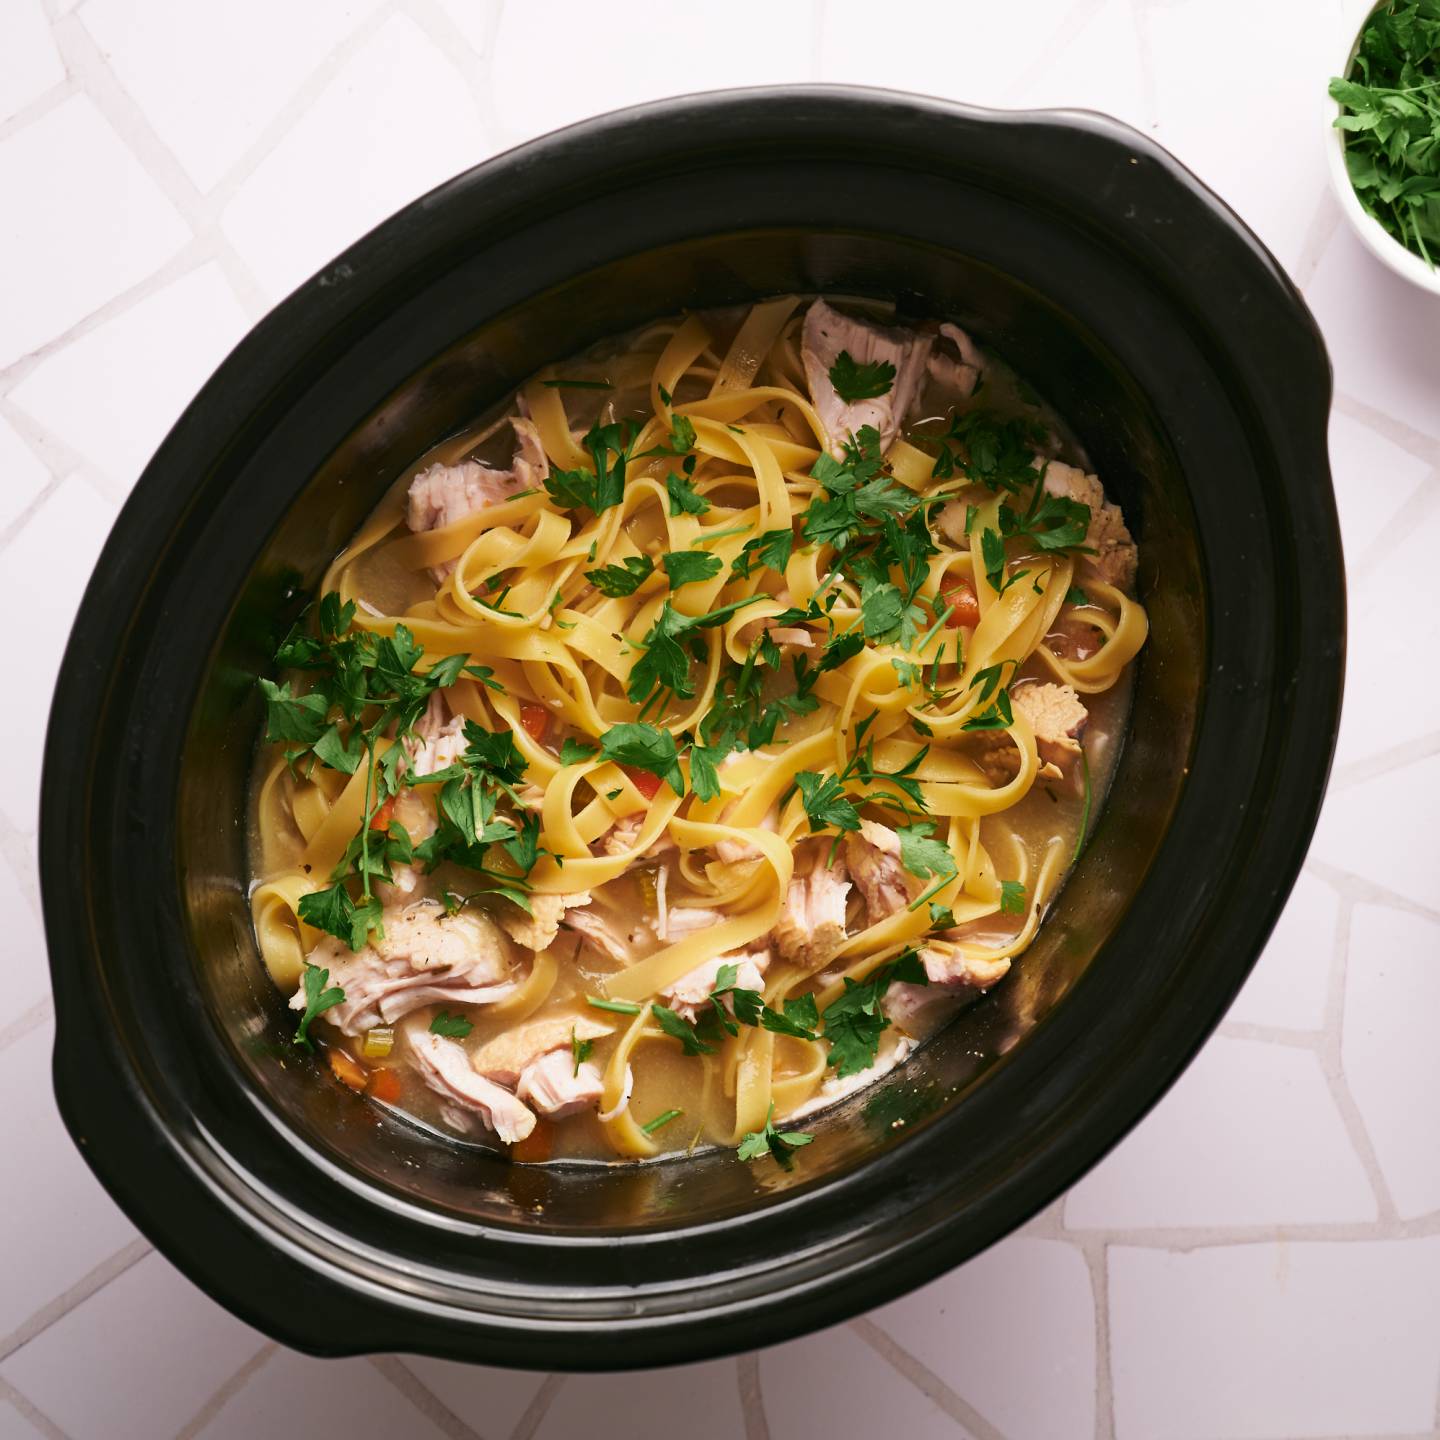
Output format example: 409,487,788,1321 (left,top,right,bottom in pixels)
2,1,1435,1436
